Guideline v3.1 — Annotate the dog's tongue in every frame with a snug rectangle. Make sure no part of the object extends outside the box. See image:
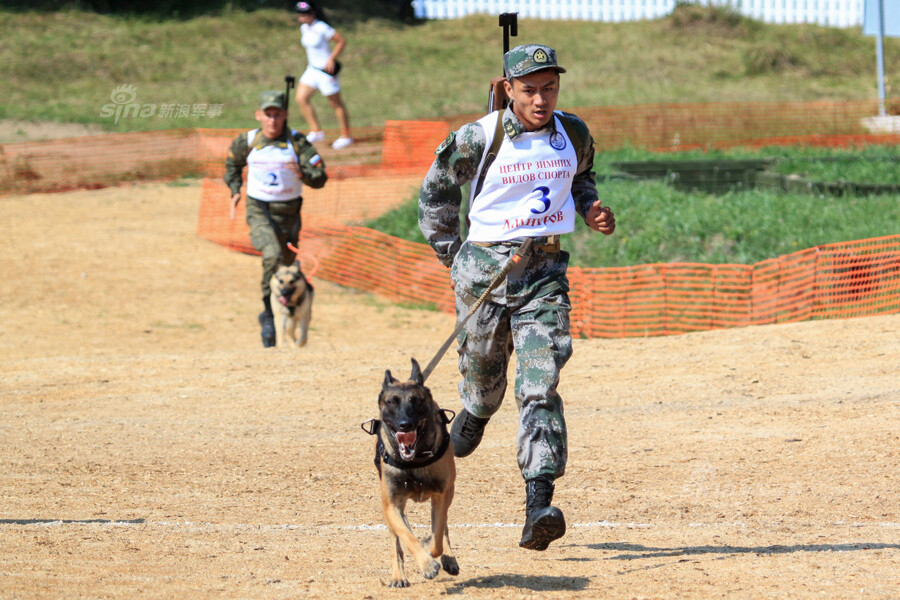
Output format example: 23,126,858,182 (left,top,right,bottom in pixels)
278,295,289,306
